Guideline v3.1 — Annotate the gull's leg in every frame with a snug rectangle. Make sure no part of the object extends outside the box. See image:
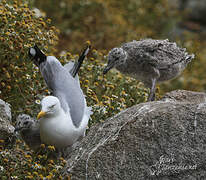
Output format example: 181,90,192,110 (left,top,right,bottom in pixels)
147,67,160,102
148,78,157,101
